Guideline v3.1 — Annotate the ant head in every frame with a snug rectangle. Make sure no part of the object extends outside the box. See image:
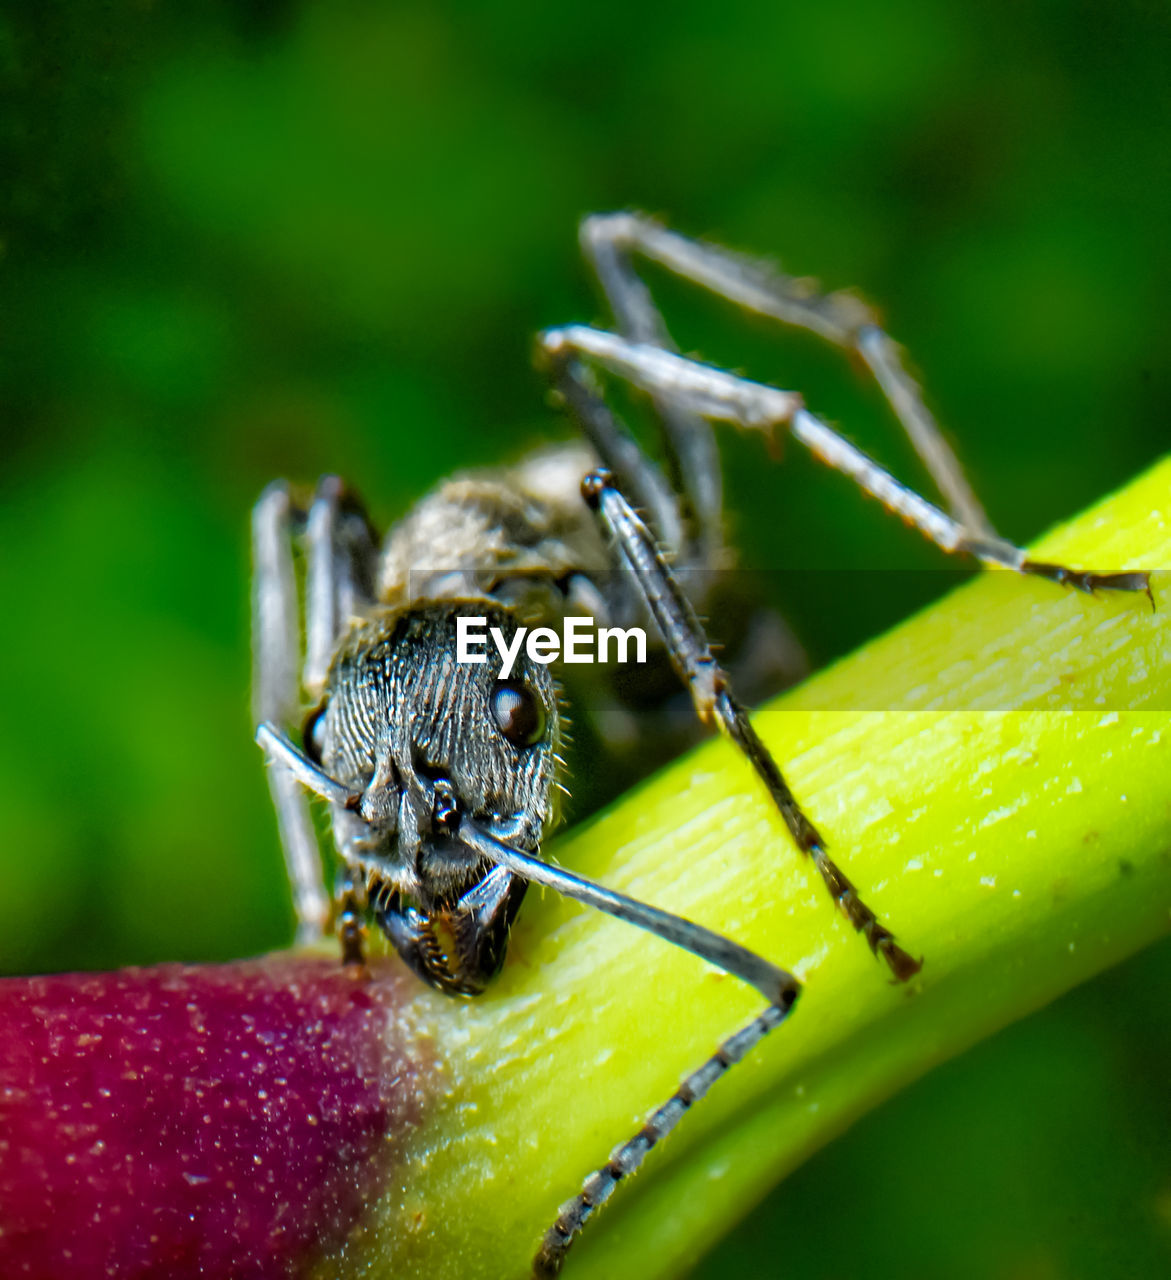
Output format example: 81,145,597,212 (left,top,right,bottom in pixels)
319,604,562,887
